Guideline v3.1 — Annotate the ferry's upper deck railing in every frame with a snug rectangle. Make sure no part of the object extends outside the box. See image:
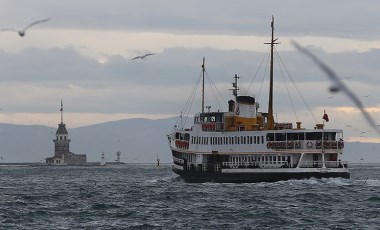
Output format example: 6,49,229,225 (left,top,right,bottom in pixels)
201,122,224,132
266,140,344,151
